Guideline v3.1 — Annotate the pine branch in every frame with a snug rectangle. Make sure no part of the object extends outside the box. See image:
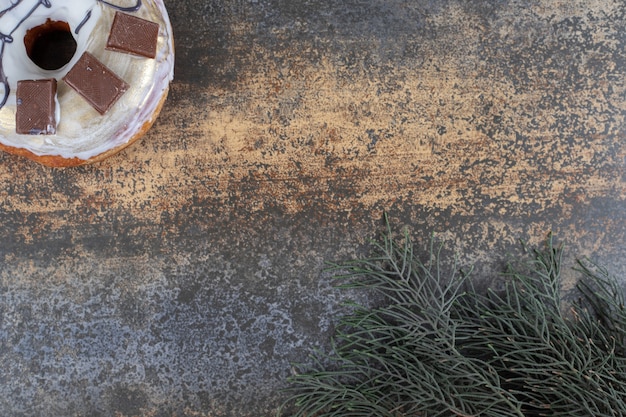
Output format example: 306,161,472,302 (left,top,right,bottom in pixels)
280,226,626,417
